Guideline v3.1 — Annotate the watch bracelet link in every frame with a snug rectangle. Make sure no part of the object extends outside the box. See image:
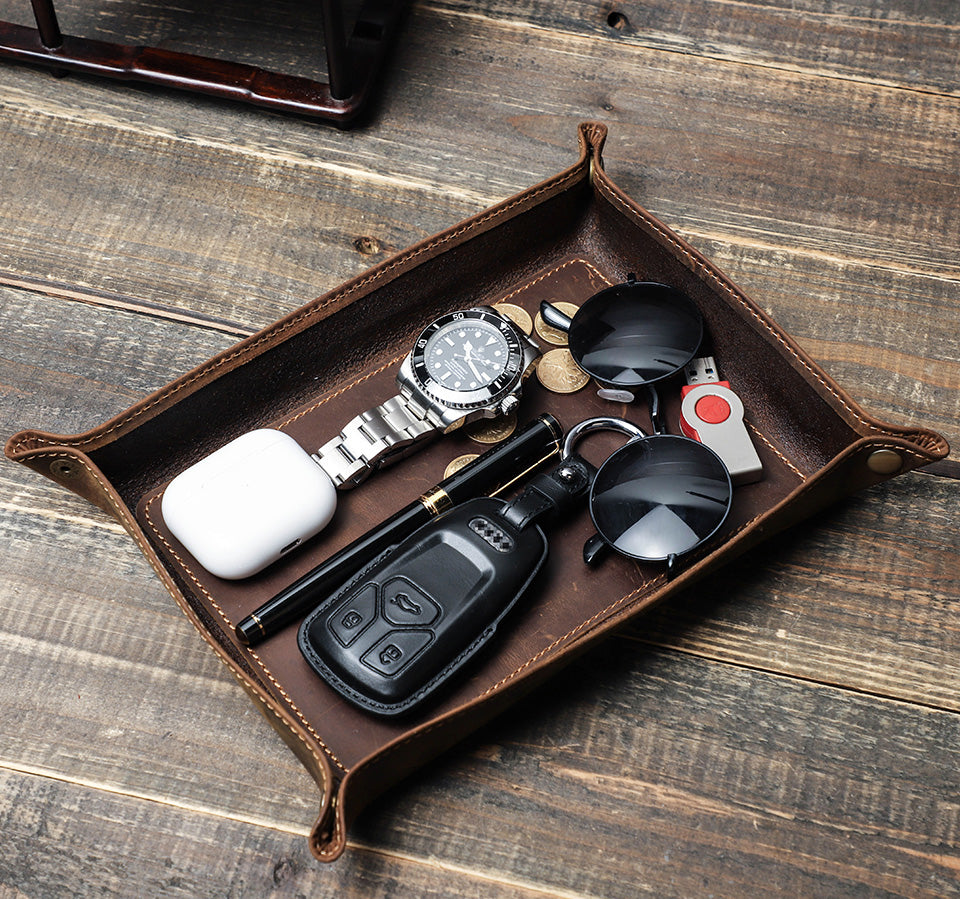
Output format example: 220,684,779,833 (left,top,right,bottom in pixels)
311,394,439,488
